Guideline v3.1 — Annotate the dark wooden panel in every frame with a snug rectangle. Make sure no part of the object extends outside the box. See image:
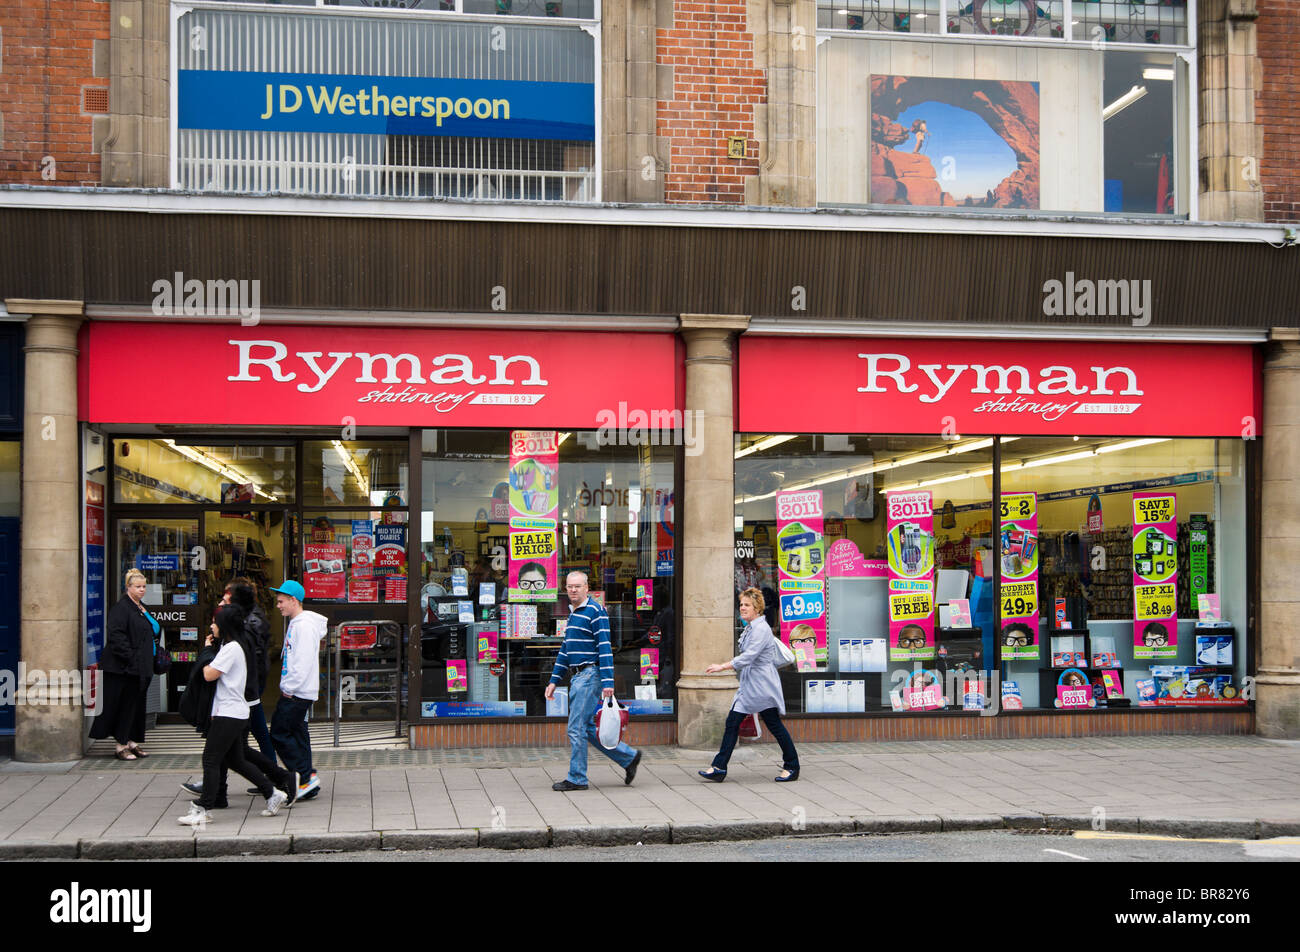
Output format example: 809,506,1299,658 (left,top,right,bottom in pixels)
1,207,1297,328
